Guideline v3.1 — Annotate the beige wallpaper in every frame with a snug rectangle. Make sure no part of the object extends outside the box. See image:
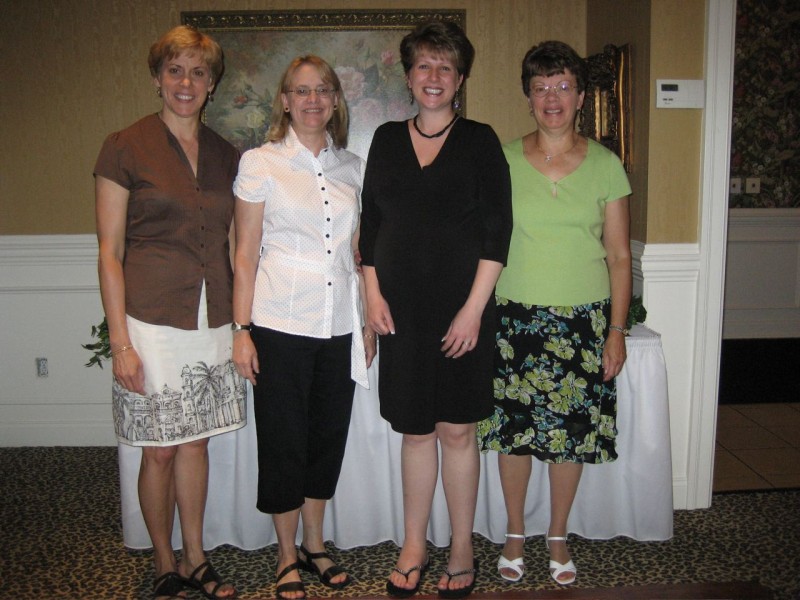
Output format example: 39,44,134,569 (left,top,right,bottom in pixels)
0,0,705,243
646,0,705,244
587,0,652,243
